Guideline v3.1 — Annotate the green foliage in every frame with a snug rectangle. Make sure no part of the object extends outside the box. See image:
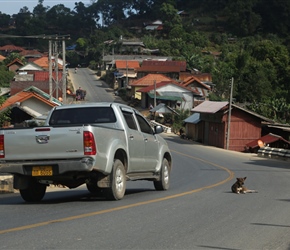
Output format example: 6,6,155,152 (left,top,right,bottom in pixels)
0,96,11,126
1,0,290,124
0,64,15,87
3,53,26,65
171,109,191,134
